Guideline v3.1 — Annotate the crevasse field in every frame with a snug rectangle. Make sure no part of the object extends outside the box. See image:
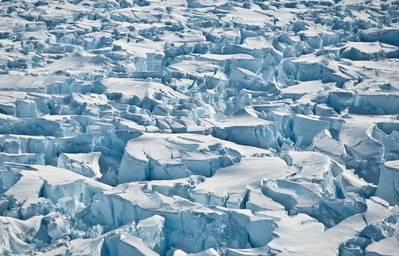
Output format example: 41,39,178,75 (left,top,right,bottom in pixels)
0,0,398,255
